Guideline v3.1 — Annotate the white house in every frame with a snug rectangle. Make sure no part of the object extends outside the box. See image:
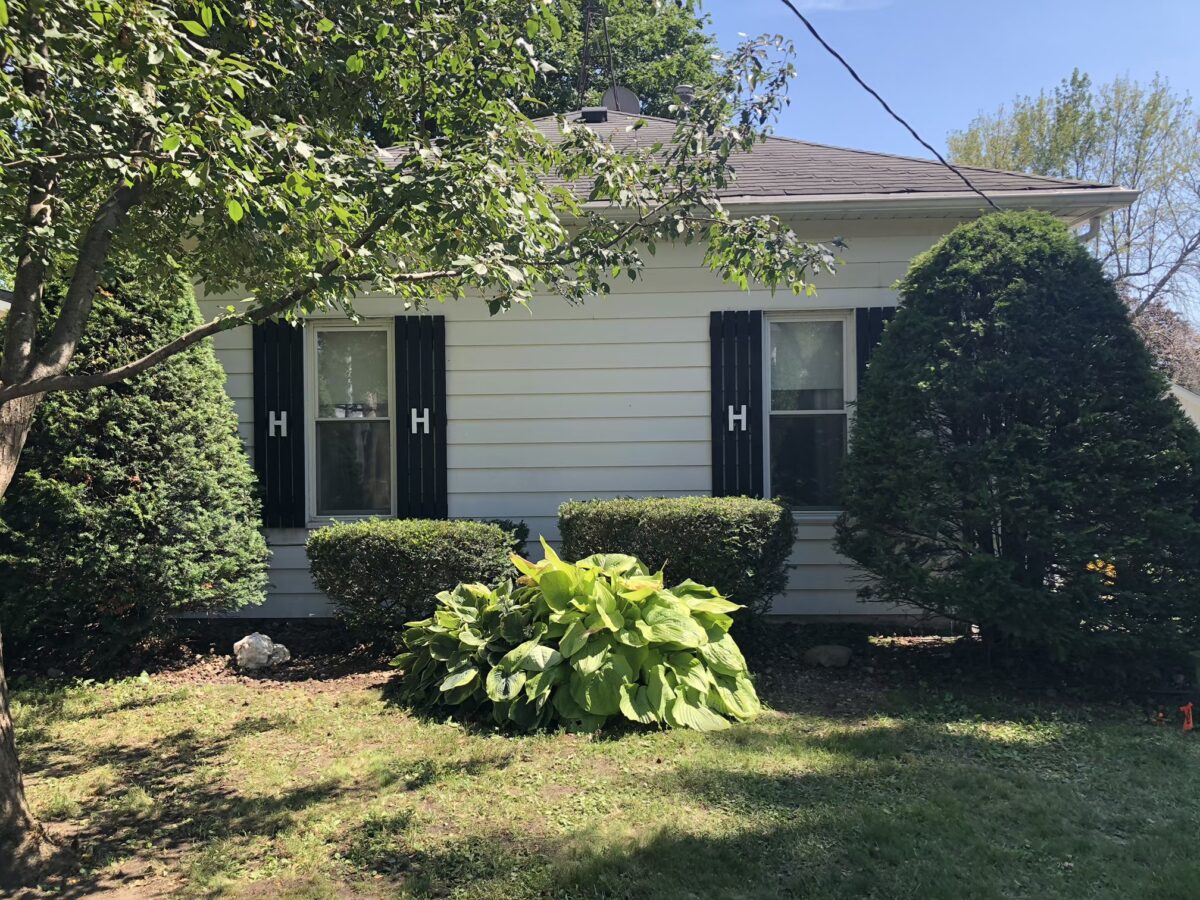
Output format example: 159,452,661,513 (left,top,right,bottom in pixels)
200,109,1136,619
1171,383,1200,428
